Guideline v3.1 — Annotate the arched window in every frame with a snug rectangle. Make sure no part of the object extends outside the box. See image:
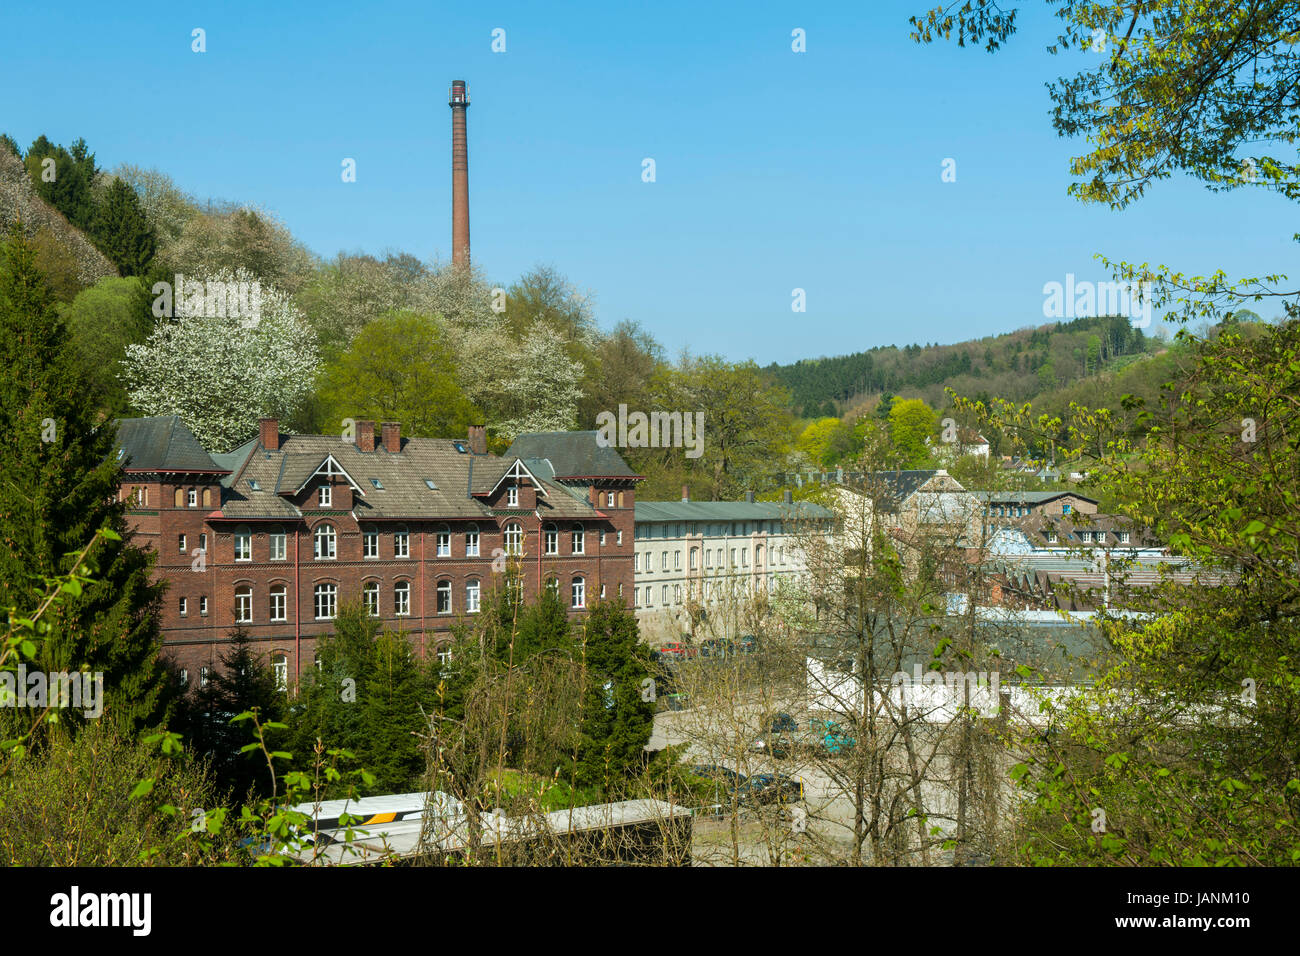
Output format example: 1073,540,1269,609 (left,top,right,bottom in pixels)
545,577,560,597
363,581,380,617
202,487,212,507
571,576,586,609
314,583,337,619
314,523,336,560
466,579,481,613
571,524,585,555
435,523,450,557
234,525,252,562
436,580,452,614
617,492,624,508
756,544,764,567
544,523,558,555
174,487,184,508
465,523,480,557
394,580,411,616
504,522,523,556
268,525,286,561
271,653,288,691
362,524,378,559
235,585,253,622
394,524,410,559
269,585,287,622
